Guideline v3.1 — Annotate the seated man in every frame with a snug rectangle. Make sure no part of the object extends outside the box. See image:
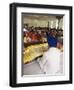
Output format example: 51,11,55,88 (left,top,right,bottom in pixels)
37,31,63,75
